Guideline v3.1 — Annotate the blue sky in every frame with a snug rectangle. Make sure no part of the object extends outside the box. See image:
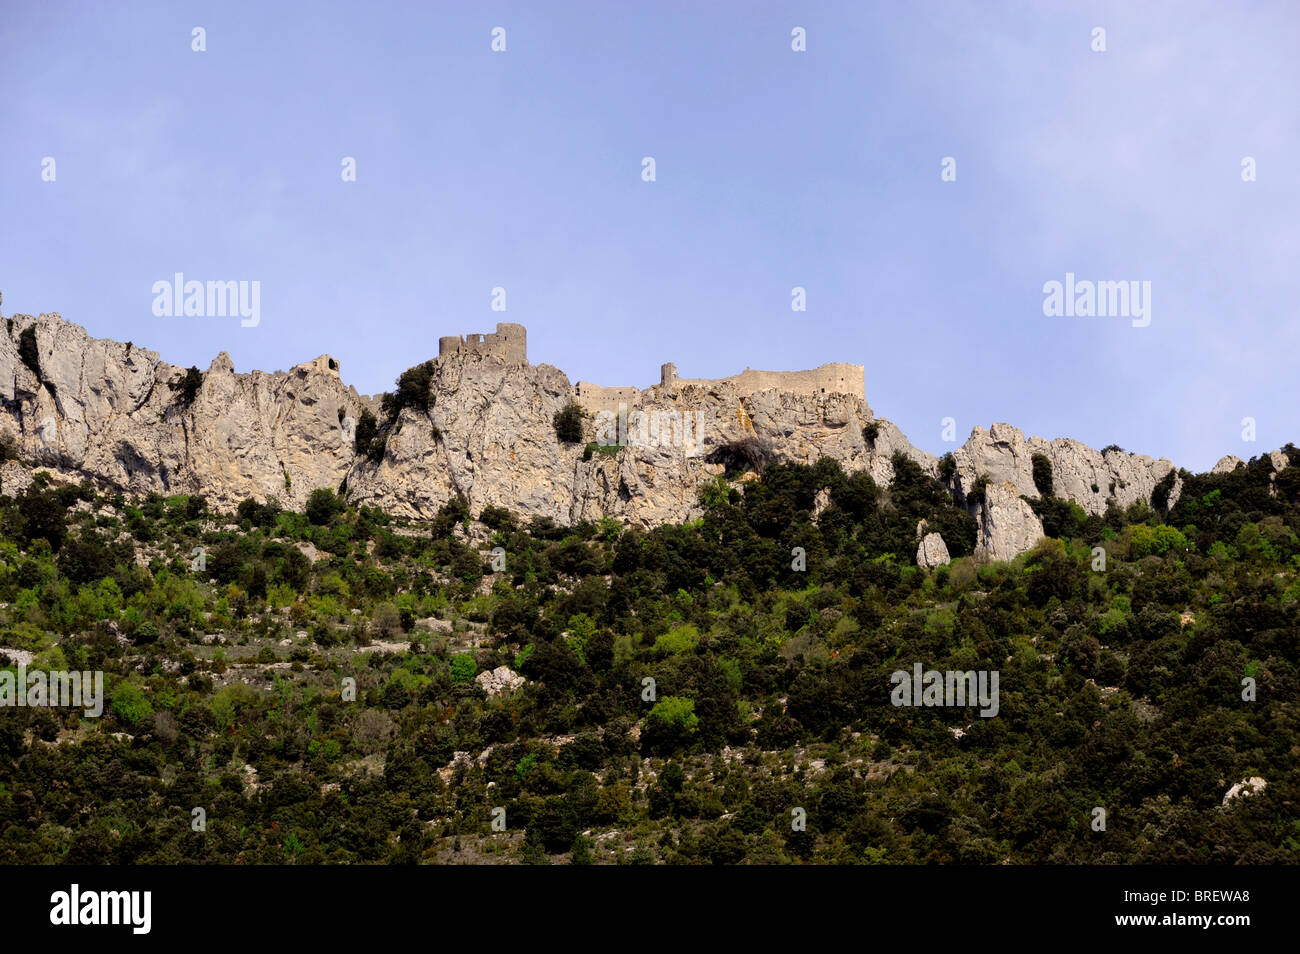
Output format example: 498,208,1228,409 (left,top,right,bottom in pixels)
2,0,1297,471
